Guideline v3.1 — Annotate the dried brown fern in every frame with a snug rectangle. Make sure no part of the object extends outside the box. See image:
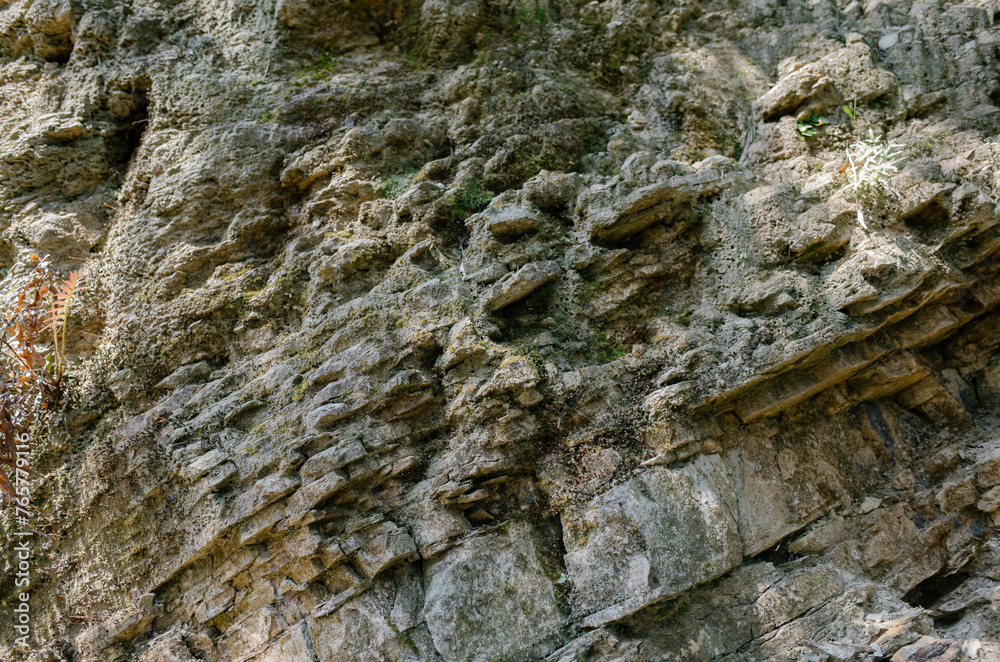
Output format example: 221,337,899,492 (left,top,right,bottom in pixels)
0,255,86,508
42,268,86,386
